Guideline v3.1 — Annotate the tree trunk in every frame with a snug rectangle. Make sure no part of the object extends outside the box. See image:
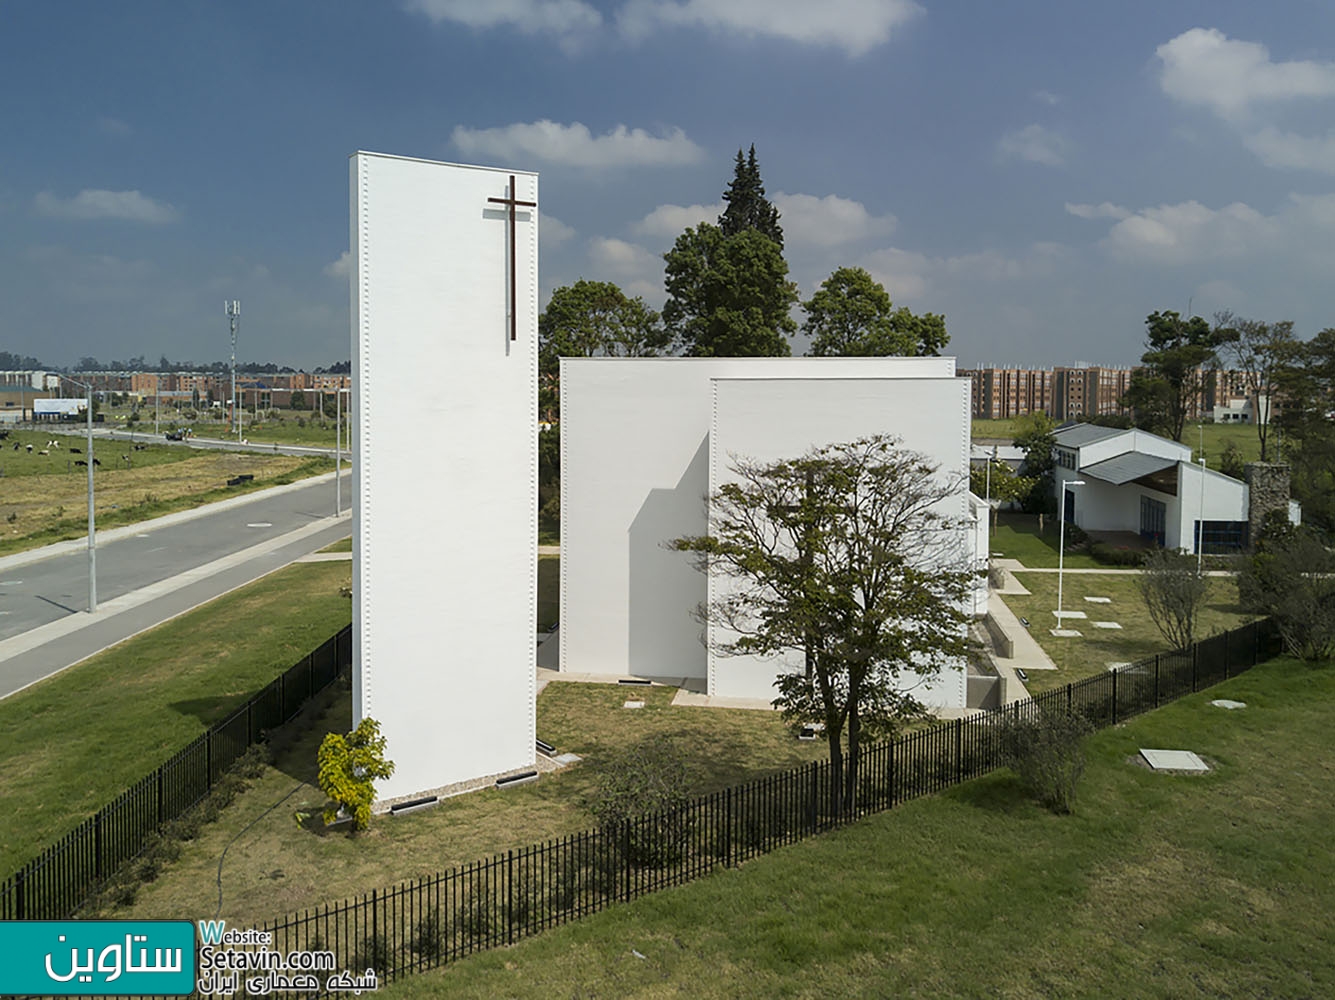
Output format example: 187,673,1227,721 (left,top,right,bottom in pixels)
826,728,844,818
845,705,861,816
